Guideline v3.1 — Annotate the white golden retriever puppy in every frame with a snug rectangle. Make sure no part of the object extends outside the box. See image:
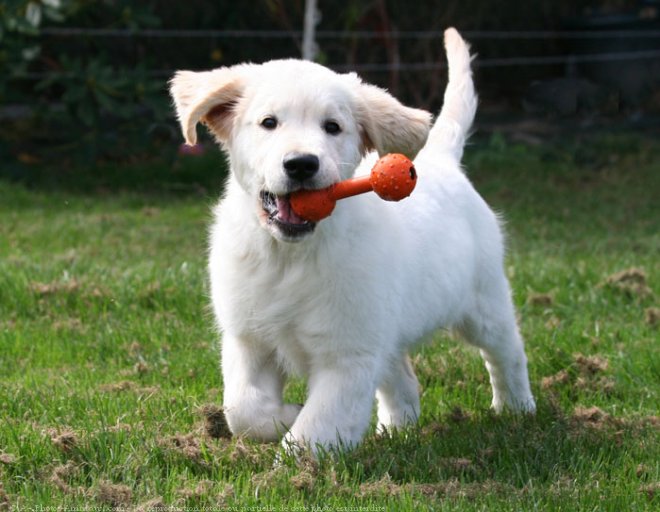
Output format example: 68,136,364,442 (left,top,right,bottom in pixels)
170,28,535,453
